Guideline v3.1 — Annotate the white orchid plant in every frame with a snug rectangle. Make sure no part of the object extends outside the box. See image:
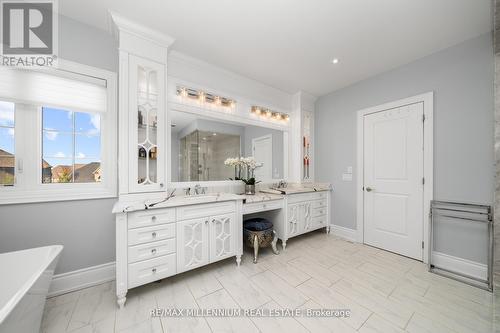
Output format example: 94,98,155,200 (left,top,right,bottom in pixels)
224,156,261,185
